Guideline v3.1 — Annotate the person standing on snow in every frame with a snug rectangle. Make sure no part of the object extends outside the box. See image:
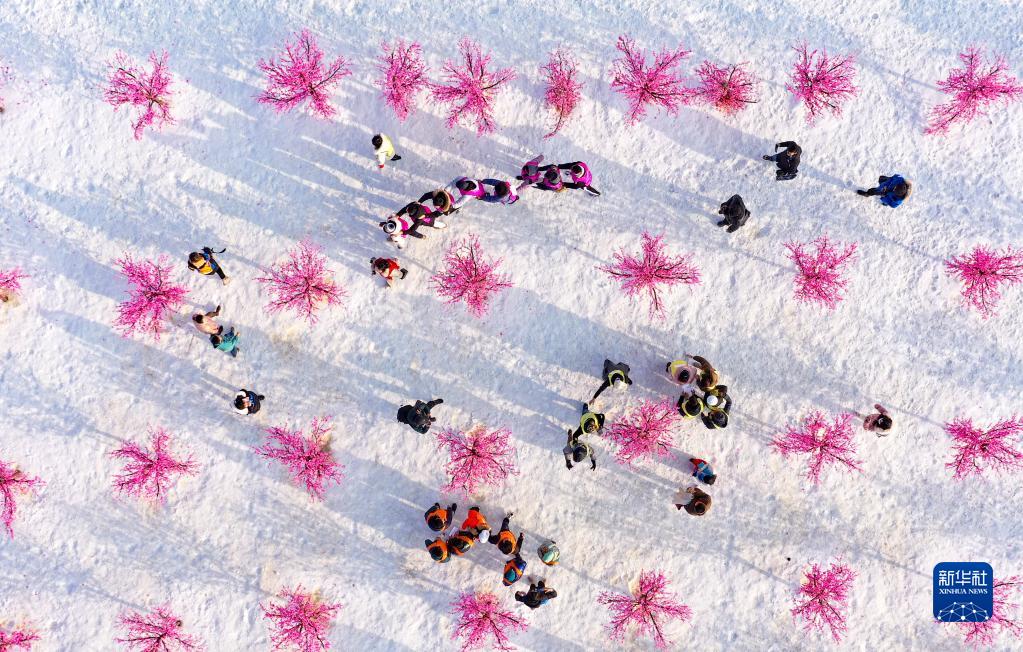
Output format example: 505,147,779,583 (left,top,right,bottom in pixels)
372,134,401,170
448,530,477,556
379,213,425,249
425,537,452,563
537,168,565,192
688,457,717,485
187,247,230,285
762,141,801,181
502,552,527,586
489,516,524,556
444,177,486,211
460,506,492,542
515,155,547,192
537,540,560,566
515,580,557,609
233,389,264,415
717,194,750,233
192,305,222,335
856,174,913,207
558,161,600,196
674,485,712,516
425,502,457,532
481,179,519,205
860,404,893,436
210,327,240,357
589,359,633,404
370,257,408,288
563,424,598,471
396,398,444,434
